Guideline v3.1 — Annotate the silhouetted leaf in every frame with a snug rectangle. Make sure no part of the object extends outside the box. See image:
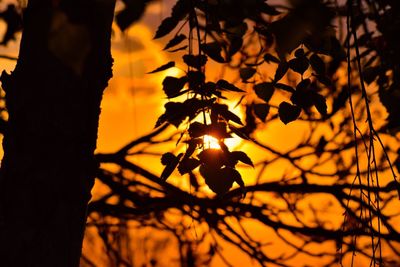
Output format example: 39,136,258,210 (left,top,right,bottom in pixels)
239,67,256,81
116,1,147,31
203,82,218,97
212,104,243,125
162,76,187,98
216,79,245,92
269,17,302,55
278,102,301,124
288,57,309,75
269,2,335,56
183,138,202,159
178,158,201,175
310,53,325,74
161,152,176,166
198,149,226,169
275,83,295,93
245,61,264,67
254,82,275,102
168,45,188,52
199,165,235,196
154,17,179,39
291,88,313,109
160,153,183,180
294,48,305,58
296,78,311,91
183,54,207,69
229,125,251,140
274,61,289,82
184,98,216,120
147,61,175,74
253,103,270,121
201,42,225,63
187,71,205,90
157,102,187,127
264,53,280,64
170,0,190,19
188,122,207,138
228,36,243,57
231,151,253,167
312,93,327,116
163,34,186,50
